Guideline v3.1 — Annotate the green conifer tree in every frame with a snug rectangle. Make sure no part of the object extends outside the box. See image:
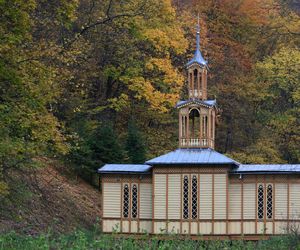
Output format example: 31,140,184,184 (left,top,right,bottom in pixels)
126,120,147,164
89,123,125,169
